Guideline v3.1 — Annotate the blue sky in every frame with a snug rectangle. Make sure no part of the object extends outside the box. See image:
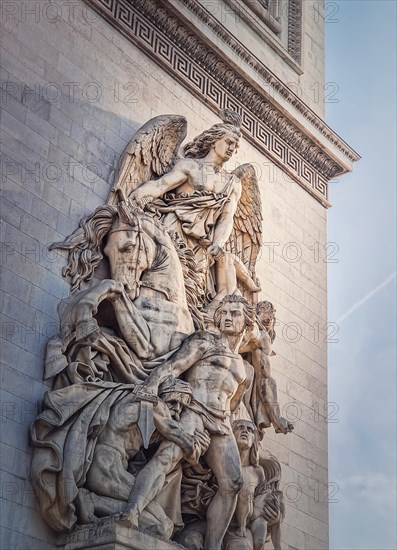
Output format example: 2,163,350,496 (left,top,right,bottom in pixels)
326,1,396,548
